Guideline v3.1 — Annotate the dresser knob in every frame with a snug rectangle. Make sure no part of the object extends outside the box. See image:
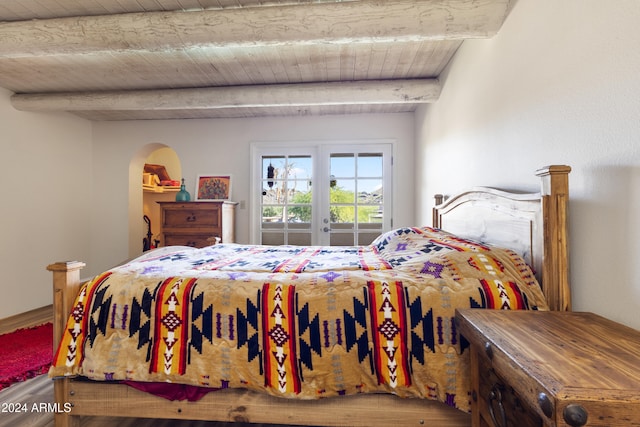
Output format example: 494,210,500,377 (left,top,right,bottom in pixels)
538,392,553,418
485,342,494,360
563,404,588,427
